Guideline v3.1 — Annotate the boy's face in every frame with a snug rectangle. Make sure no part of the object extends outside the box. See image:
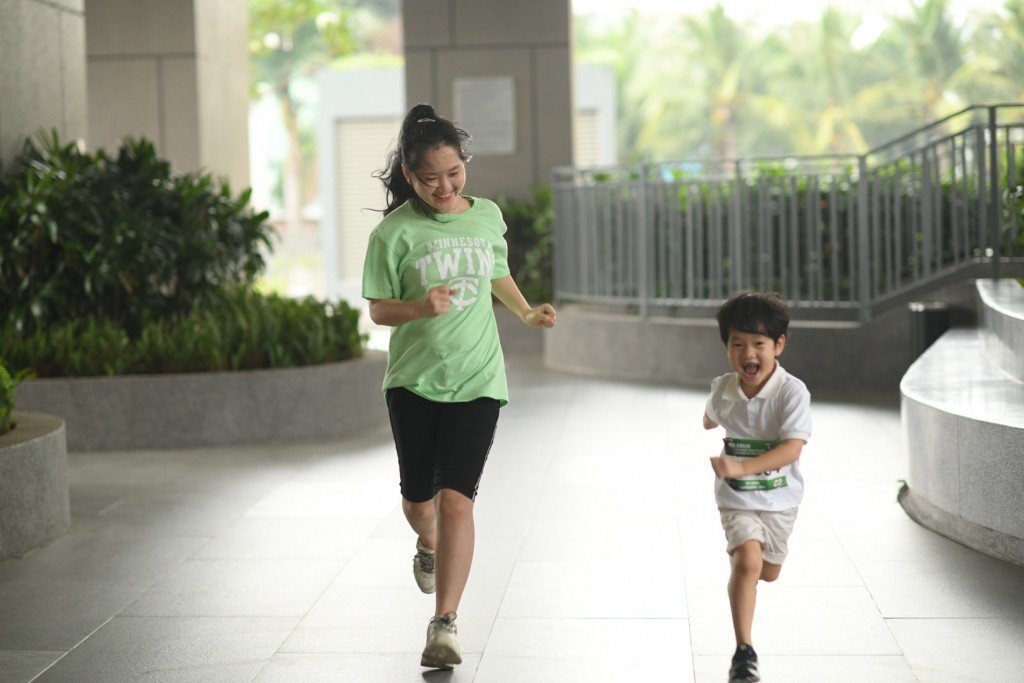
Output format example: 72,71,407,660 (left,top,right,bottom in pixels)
726,329,786,398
